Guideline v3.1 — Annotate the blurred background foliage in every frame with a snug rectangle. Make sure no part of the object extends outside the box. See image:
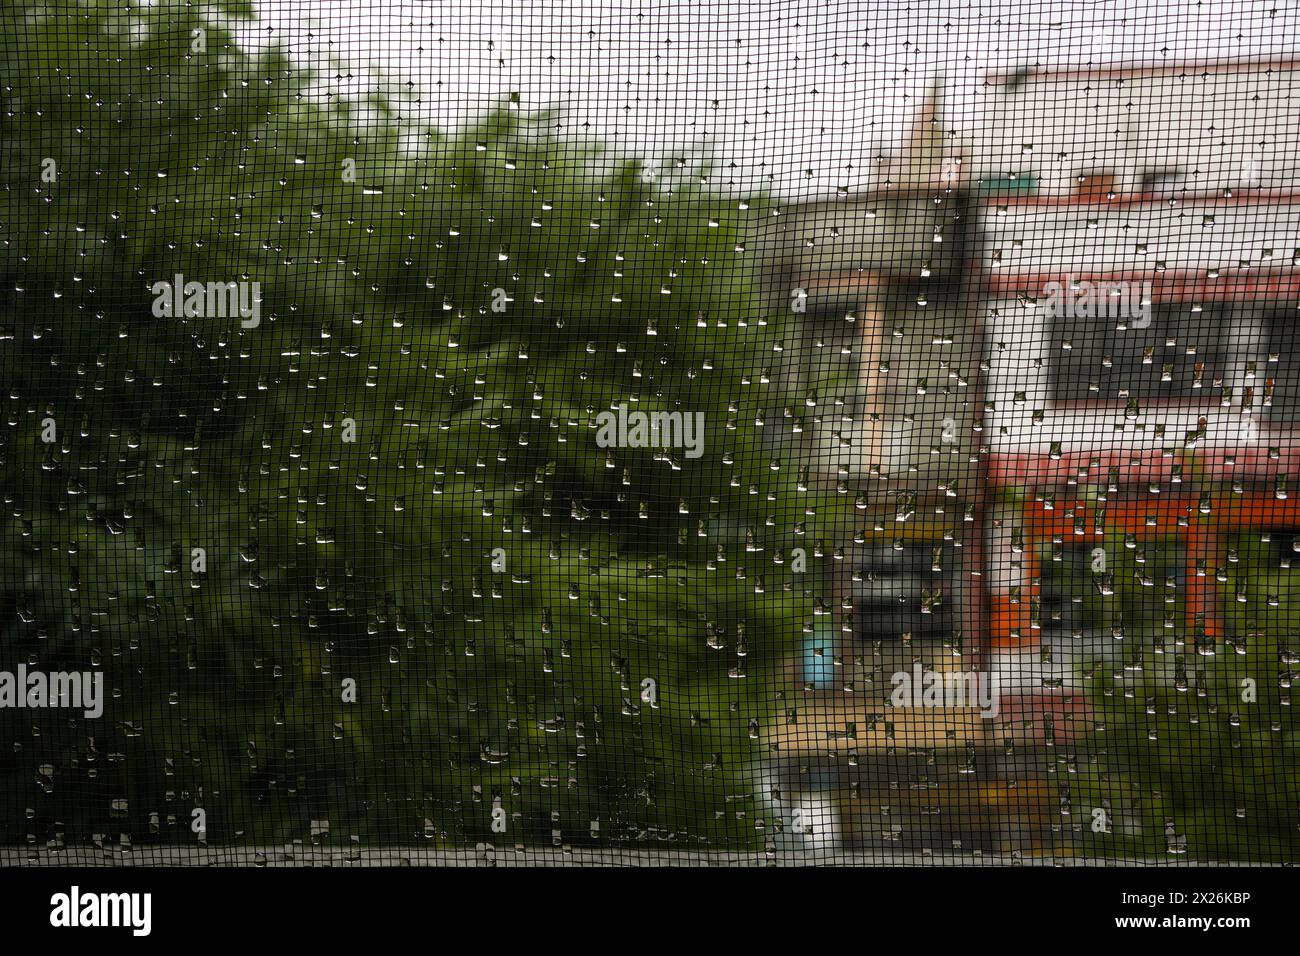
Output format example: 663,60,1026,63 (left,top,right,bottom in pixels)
0,0,824,847
1068,528,1300,861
